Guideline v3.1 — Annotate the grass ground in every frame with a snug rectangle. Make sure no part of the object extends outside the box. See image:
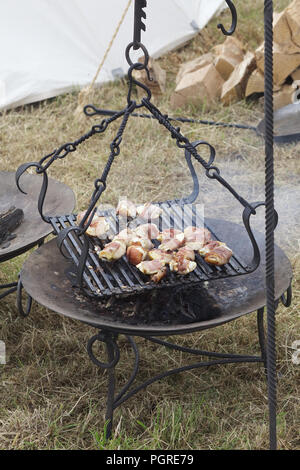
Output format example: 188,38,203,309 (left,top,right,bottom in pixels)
0,0,299,450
